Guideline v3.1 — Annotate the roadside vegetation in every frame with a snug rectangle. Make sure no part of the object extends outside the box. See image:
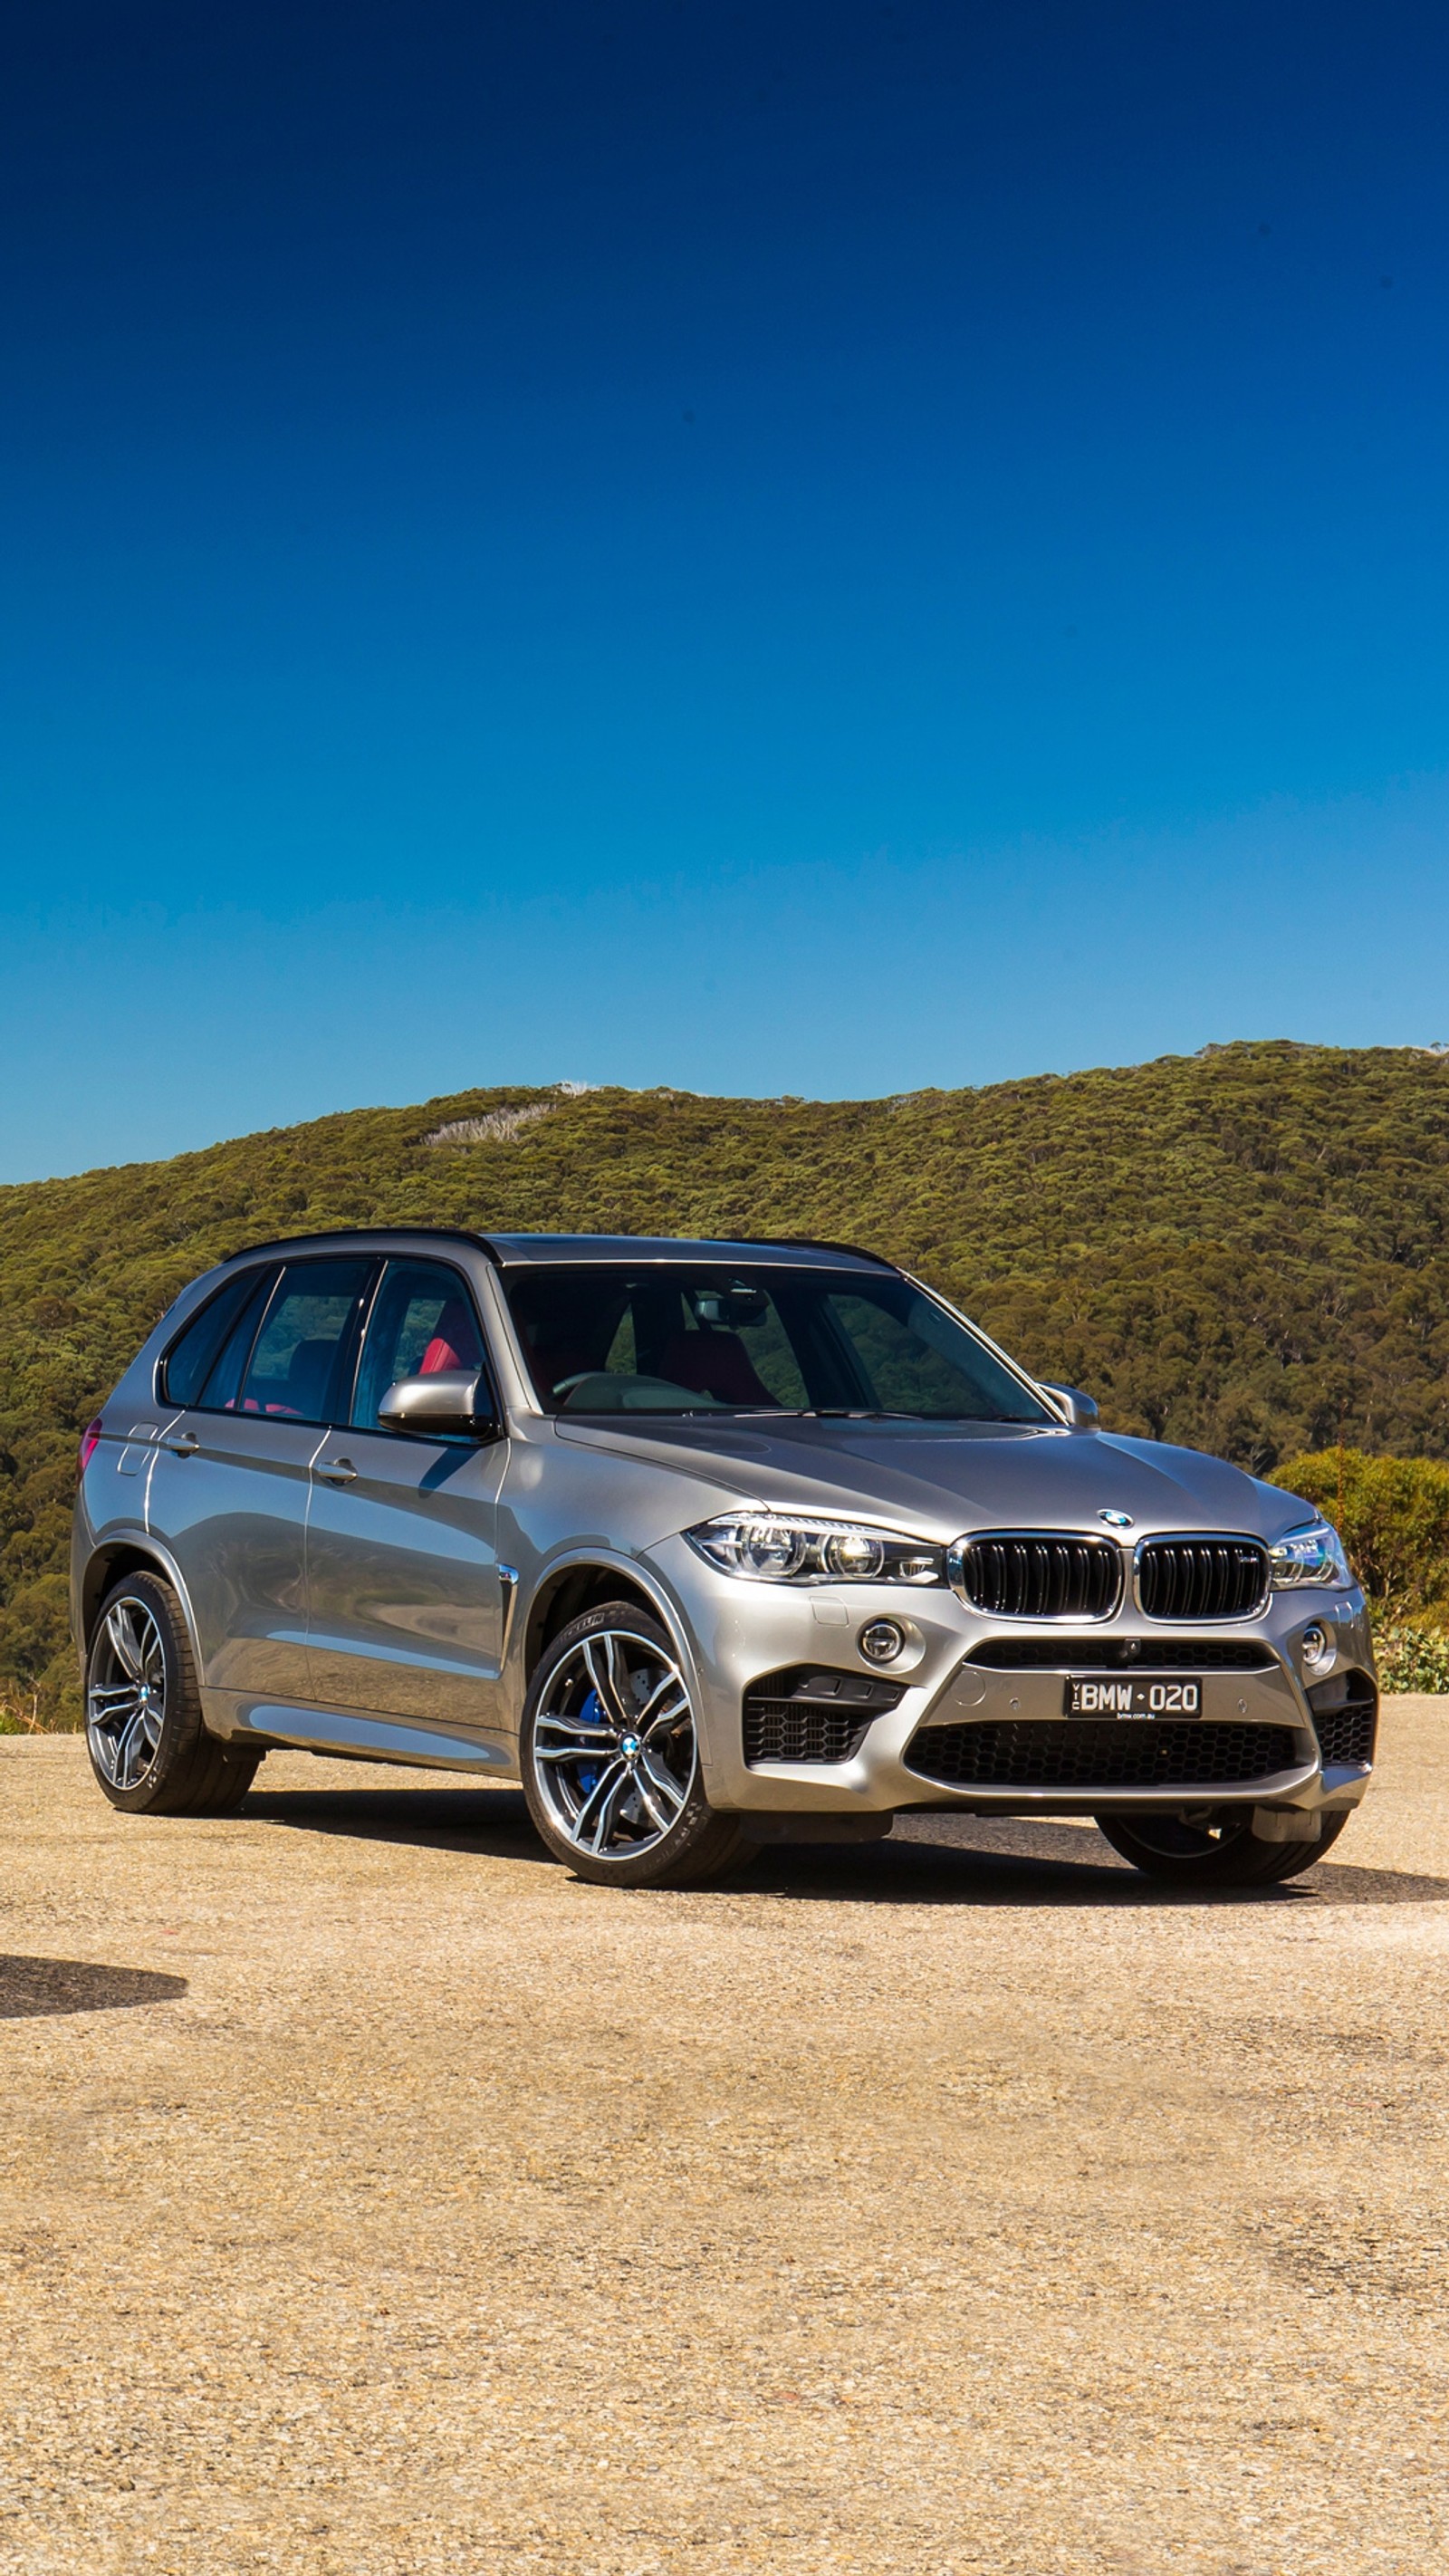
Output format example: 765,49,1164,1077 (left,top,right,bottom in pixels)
1270,1447,1449,1691
6,1039,1449,1721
